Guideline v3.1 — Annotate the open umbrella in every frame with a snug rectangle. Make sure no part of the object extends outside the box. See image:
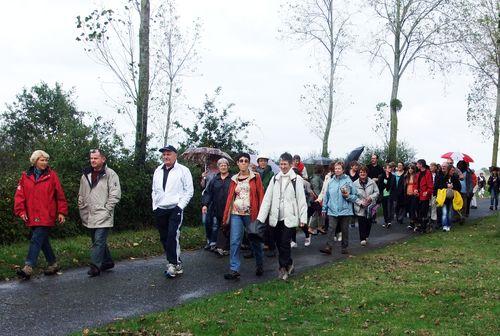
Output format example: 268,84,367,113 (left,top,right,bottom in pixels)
303,157,333,166
249,154,280,174
441,152,474,163
345,146,365,164
180,147,233,170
